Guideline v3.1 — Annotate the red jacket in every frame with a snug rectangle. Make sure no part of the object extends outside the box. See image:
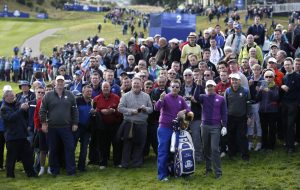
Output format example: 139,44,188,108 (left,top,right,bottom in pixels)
93,93,123,125
34,99,42,131
215,81,231,96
